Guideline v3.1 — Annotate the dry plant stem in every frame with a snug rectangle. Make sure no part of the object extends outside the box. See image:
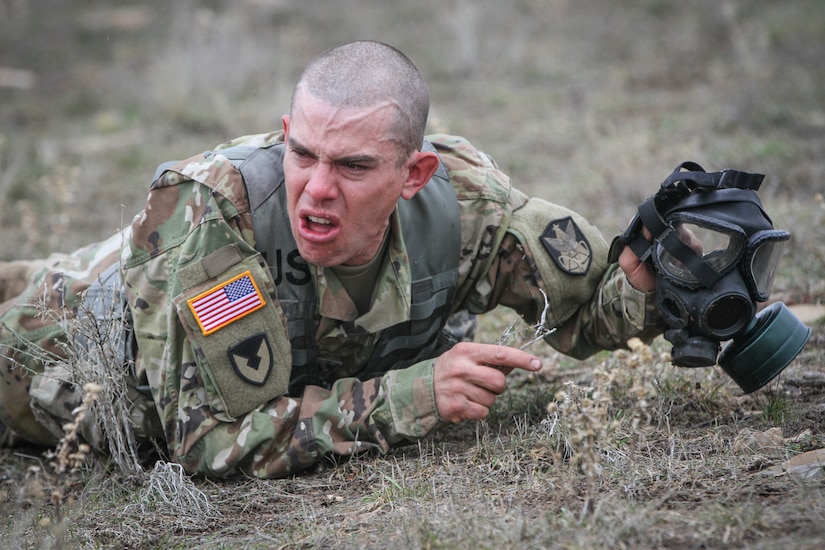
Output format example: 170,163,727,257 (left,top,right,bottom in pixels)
48,281,144,478
131,461,218,518
541,337,666,520
51,383,100,474
496,289,555,350
4,271,144,478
